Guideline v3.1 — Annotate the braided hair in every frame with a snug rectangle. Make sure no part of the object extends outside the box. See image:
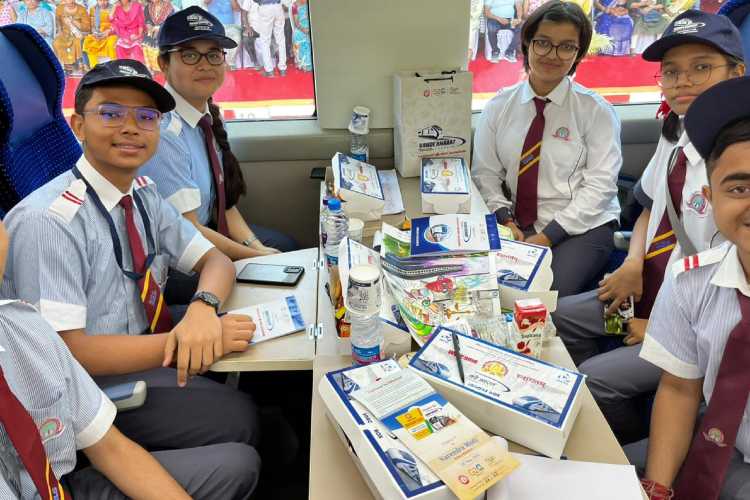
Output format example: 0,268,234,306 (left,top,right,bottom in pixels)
207,98,246,209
